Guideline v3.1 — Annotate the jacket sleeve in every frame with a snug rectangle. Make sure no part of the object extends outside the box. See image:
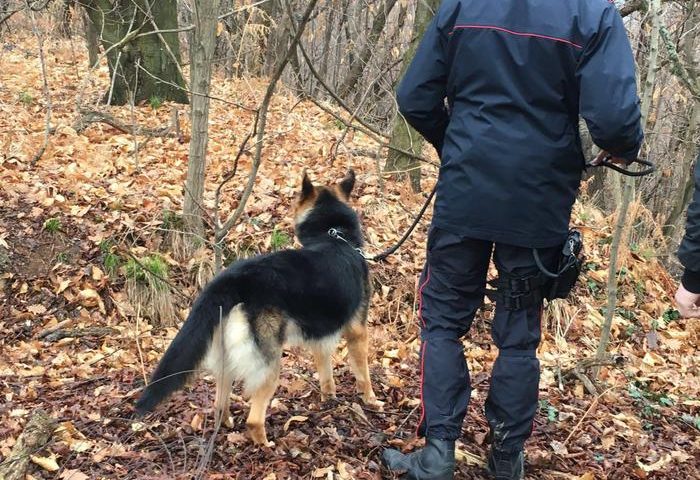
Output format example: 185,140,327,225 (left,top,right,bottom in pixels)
577,5,644,161
396,11,450,155
678,152,700,293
